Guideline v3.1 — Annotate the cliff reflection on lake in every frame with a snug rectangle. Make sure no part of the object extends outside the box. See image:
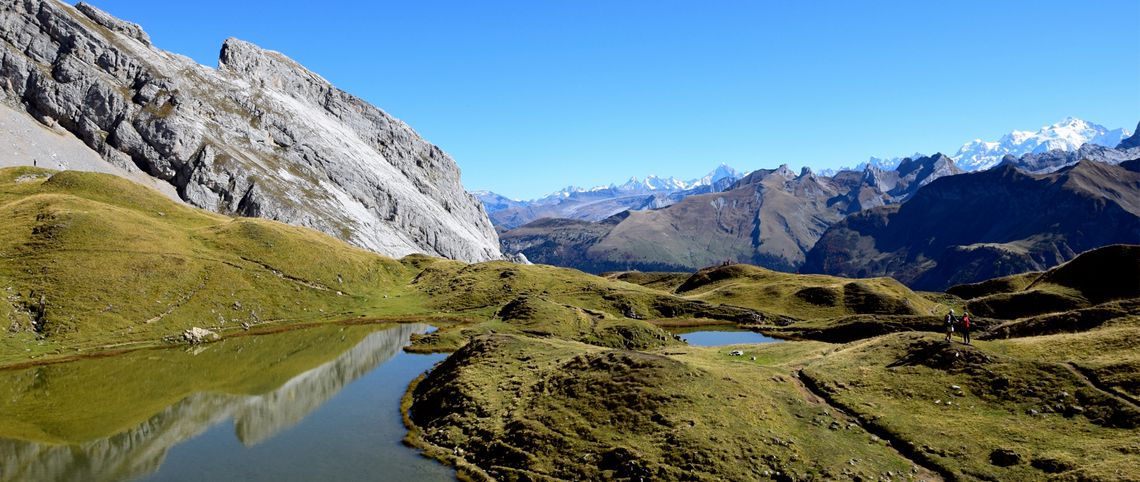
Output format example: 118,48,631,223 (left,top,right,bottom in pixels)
0,323,439,482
